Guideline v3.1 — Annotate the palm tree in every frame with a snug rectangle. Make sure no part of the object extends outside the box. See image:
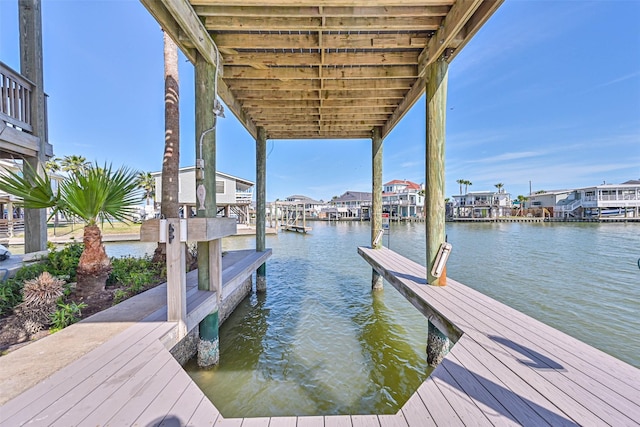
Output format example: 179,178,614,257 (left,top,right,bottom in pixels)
60,155,91,175
137,172,155,206
44,158,61,173
153,31,181,264
516,194,528,216
0,161,141,297
456,179,464,195
465,180,472,194
494,183,504,193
